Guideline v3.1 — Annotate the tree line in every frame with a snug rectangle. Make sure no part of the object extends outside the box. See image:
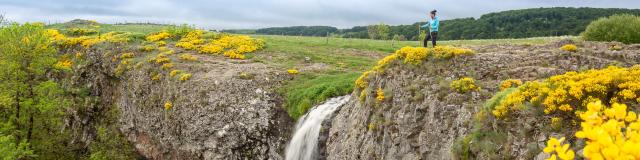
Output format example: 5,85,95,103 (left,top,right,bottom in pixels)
225,7,640,41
